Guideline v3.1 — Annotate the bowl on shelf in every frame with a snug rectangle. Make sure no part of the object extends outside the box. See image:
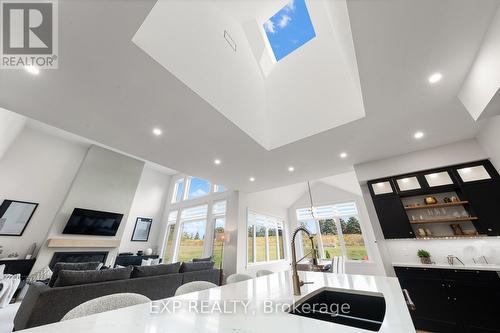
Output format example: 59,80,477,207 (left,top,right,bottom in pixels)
424,196,438,205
